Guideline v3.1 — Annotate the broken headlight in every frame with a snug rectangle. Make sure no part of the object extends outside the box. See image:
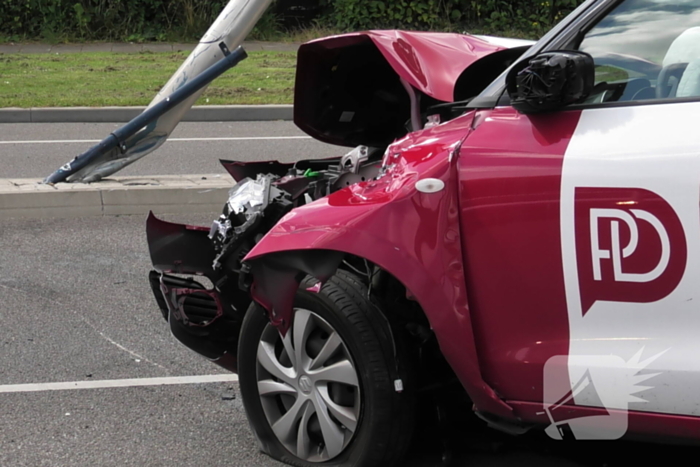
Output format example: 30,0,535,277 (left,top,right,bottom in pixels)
208,174,292,270
225,176,269,215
